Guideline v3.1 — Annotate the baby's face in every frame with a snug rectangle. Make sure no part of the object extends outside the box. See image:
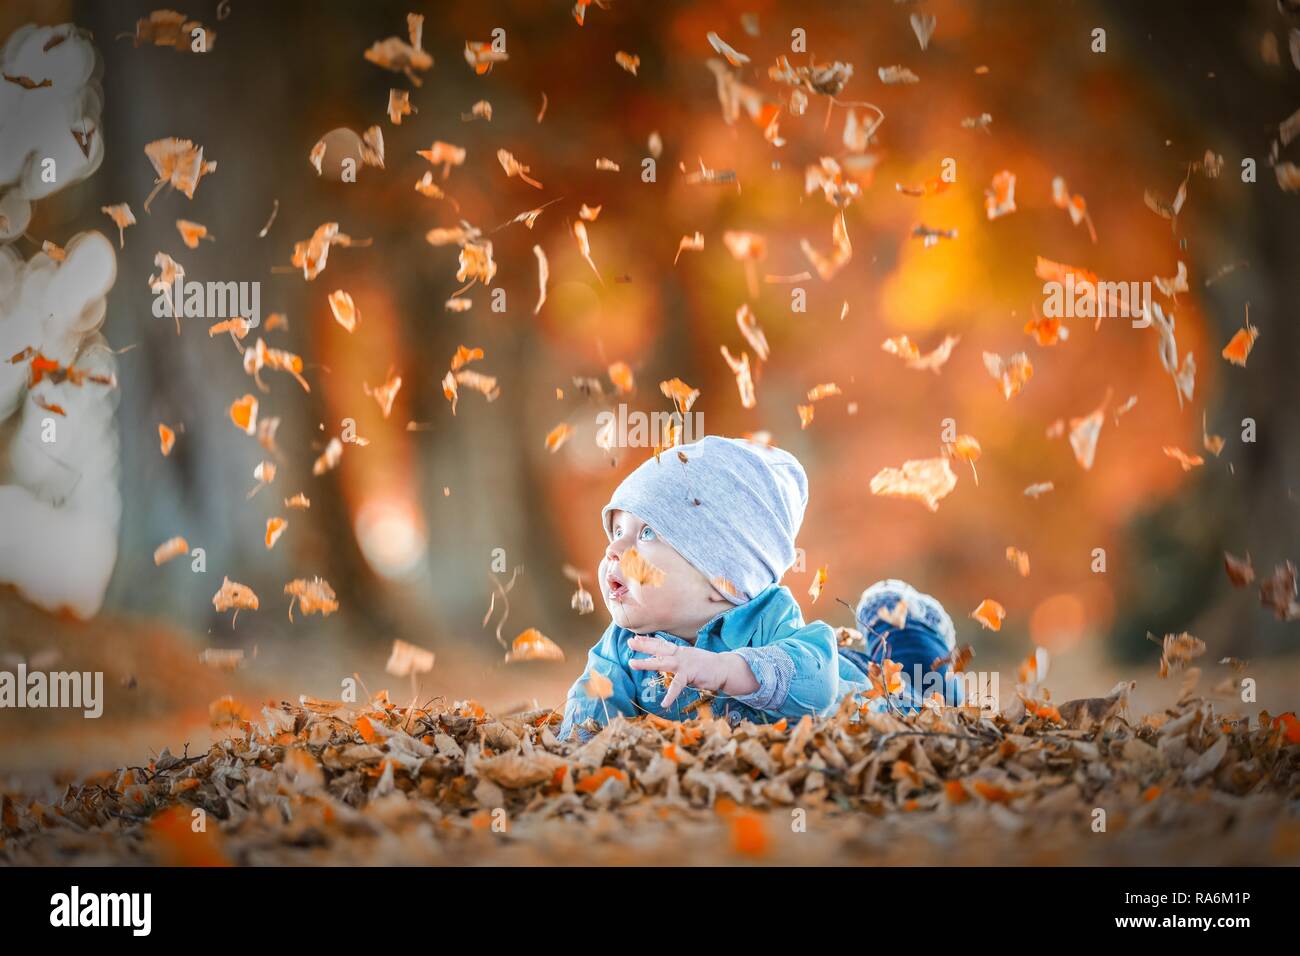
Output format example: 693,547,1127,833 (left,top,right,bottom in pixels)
600,509,730,639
